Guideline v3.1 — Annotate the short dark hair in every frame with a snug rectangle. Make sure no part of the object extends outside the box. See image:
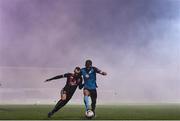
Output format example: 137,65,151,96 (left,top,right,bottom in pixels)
85,60,92,67
74,66,81,73
75,66,81,71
